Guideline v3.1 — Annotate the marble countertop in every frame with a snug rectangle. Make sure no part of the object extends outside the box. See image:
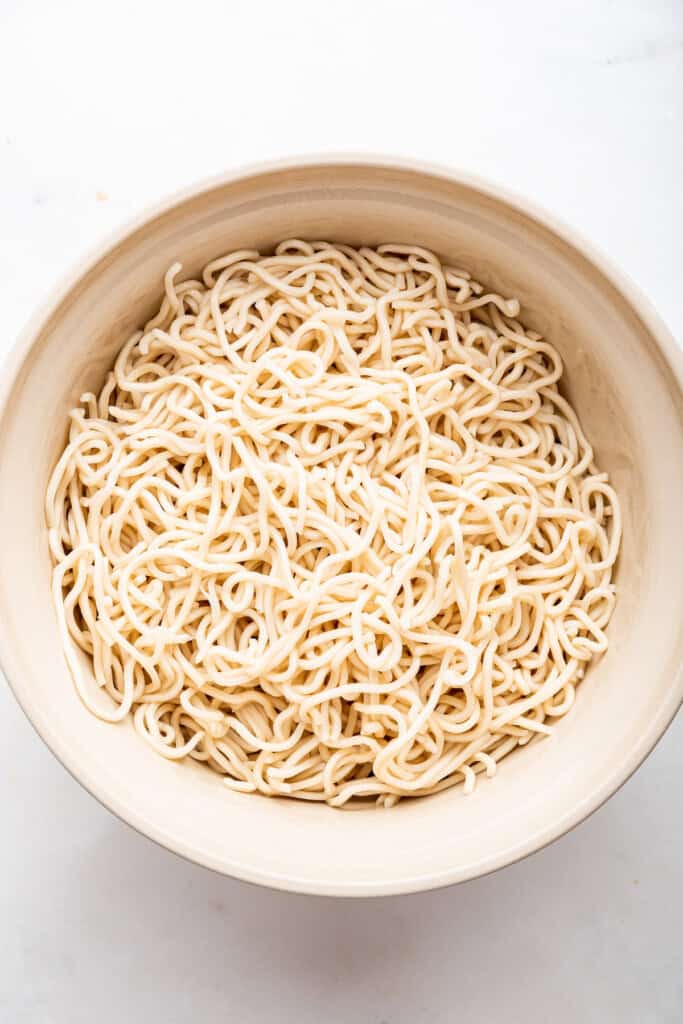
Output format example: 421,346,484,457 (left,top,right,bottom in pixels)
1,1,681,1021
